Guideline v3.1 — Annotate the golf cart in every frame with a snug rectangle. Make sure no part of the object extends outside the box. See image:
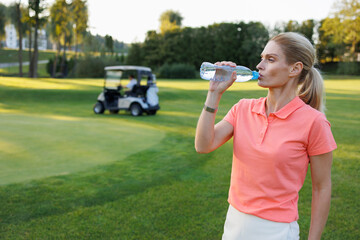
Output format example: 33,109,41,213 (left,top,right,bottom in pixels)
93,65,160,116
